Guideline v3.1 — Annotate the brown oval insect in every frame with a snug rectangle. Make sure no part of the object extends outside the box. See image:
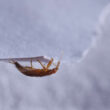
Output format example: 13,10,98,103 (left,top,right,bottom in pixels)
11,58,60,77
